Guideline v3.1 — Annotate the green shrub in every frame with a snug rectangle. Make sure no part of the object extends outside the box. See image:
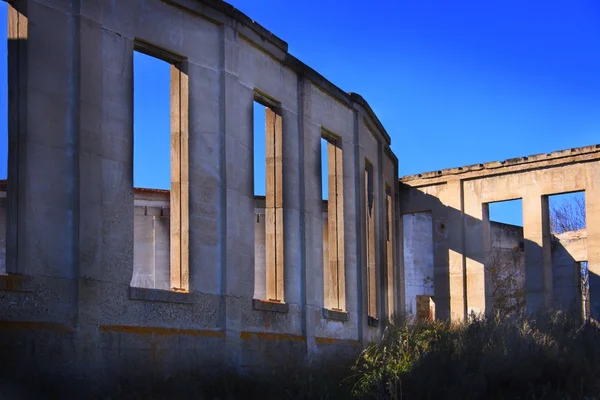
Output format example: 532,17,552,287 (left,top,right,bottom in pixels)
349,312,600,400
